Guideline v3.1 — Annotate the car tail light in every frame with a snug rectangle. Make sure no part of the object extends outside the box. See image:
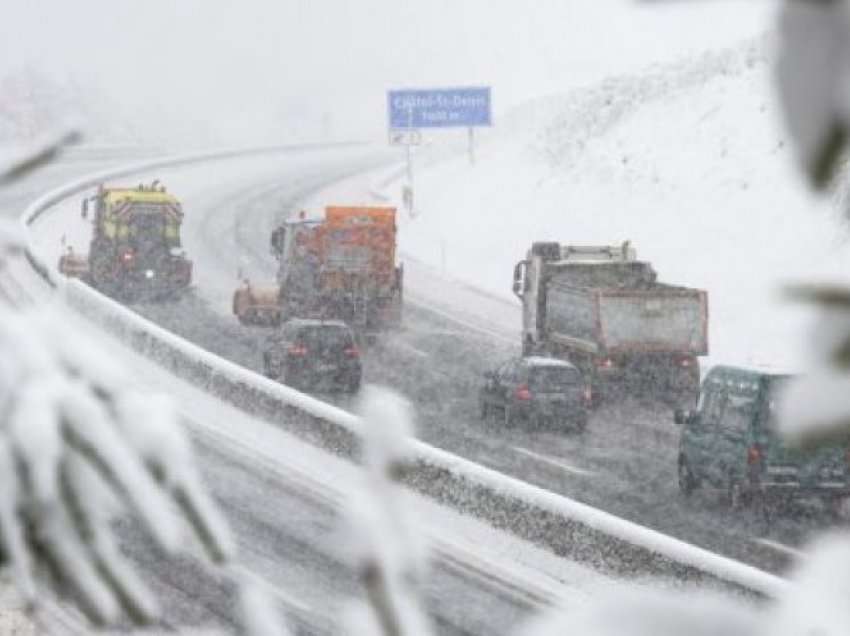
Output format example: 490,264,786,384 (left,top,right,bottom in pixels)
515,384,532,401
121,249,135,264
596,357,615,369
287,344,308,356
344,346,360,357
582,386,593,407
747,445,761,465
